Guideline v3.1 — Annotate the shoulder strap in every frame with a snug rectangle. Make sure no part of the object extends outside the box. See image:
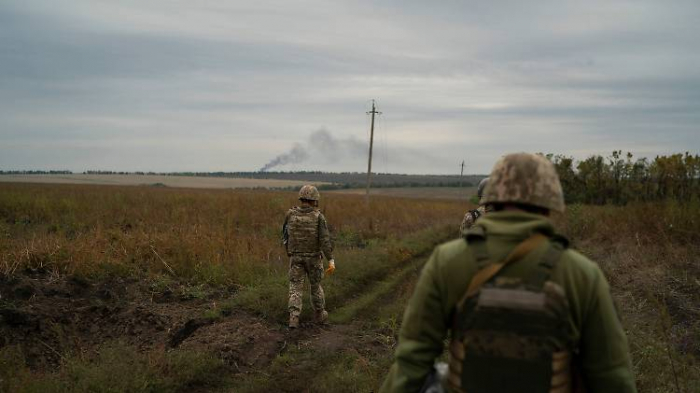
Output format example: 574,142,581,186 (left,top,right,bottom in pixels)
526,236,568,289
456,233,547,310
466,233,547,297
